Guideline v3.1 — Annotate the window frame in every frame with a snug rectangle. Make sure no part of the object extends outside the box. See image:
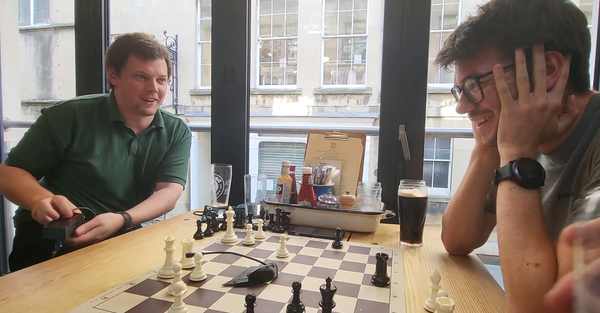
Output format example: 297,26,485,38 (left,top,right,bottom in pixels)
256,0,299,89
423,136,453,197
428,0,461,86
320,0,369,88
197,0,212,89
19,0,51,27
